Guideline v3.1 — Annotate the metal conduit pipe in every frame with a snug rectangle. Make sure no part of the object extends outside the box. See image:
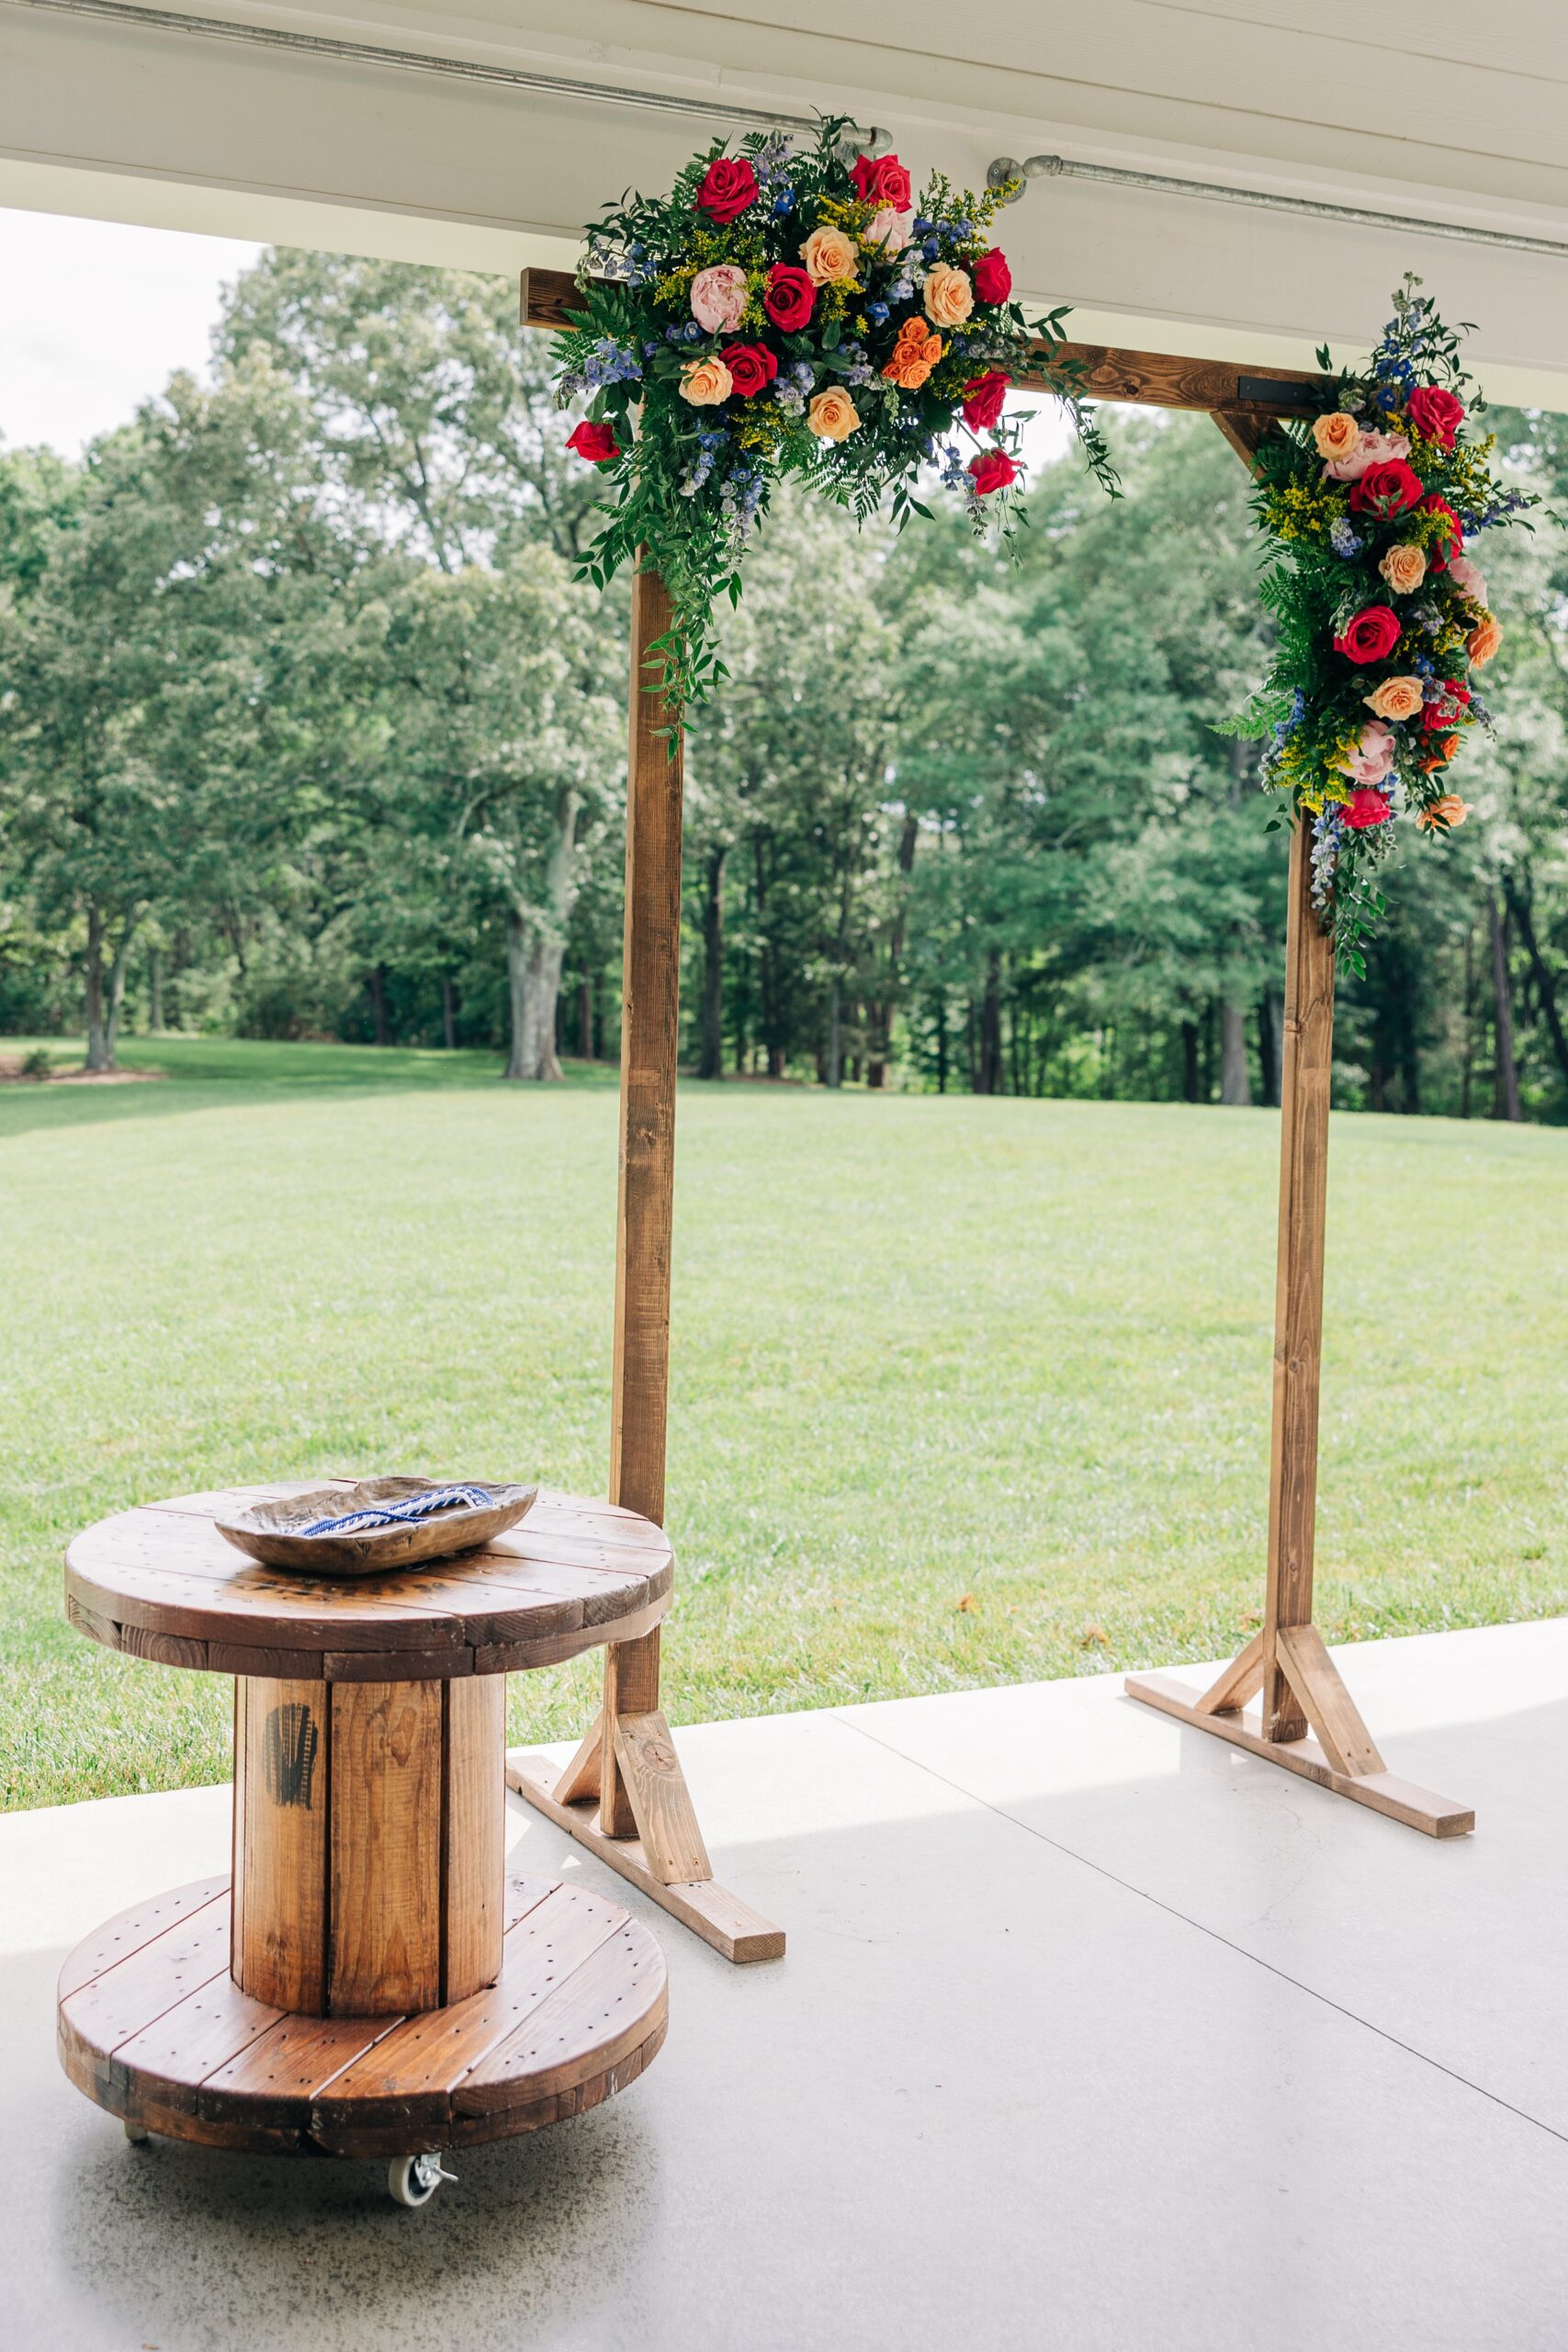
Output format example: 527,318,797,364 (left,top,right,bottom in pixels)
987,152,1568,264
